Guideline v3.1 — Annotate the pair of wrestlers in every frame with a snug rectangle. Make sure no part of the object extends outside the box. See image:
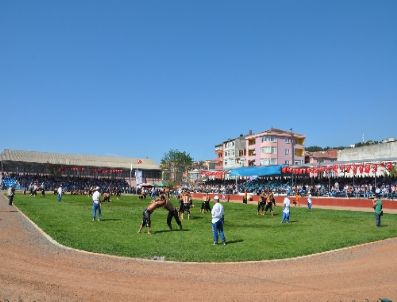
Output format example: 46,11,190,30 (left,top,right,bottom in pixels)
138,194,182,235
257,191,276,216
